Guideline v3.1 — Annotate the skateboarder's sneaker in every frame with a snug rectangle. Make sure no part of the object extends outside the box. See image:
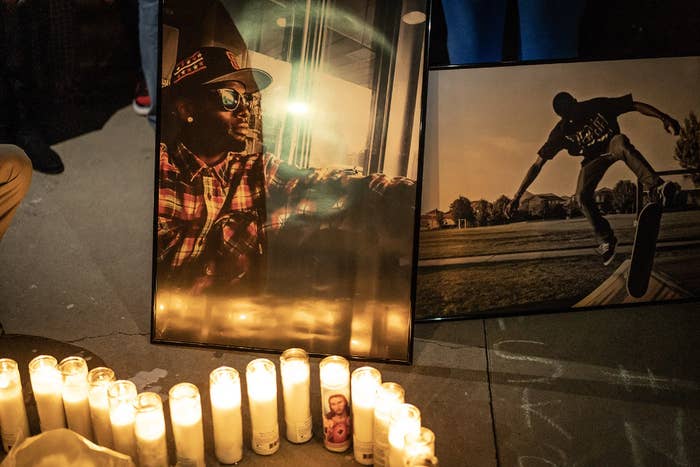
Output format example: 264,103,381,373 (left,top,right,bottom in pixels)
651,180,677,209
596,236,618,266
